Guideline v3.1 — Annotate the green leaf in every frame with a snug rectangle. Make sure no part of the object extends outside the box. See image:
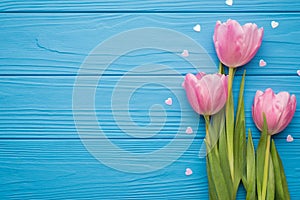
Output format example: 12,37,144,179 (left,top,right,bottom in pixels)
213,109,233,196
266,155,275,200
256,114,268,200
226,67,236,181
234,70,246,191
270,140,290,200
206,146,218,200
208,113,221,149
206,109,234,199
208,145,232,200
209,108,226,147
246,129,256,200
